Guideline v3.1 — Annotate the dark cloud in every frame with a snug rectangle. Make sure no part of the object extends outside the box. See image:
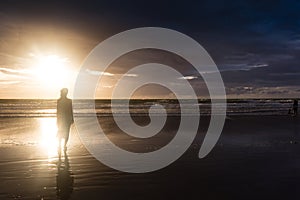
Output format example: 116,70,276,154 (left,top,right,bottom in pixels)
0,0,300,98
